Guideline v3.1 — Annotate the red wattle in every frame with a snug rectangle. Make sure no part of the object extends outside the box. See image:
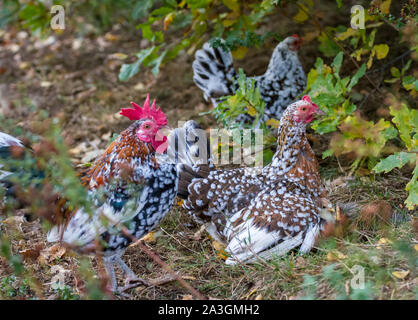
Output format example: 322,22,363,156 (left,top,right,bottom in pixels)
152,136,168,154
